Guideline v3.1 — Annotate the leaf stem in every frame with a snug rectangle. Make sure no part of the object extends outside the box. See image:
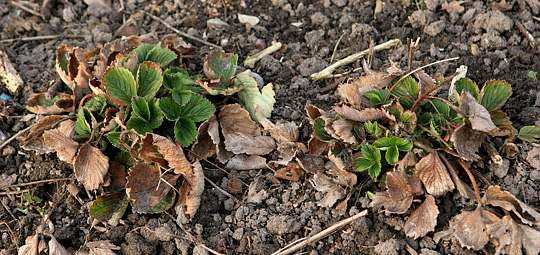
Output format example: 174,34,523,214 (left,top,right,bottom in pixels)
456,159,483,205
410,71,459,112
417,124,453,150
